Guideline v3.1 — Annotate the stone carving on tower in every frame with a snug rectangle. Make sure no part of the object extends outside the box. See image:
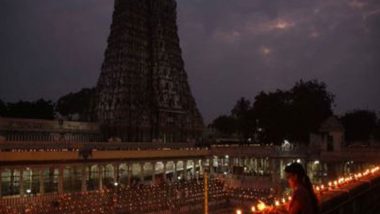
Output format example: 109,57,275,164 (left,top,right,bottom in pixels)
96,0,204,142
